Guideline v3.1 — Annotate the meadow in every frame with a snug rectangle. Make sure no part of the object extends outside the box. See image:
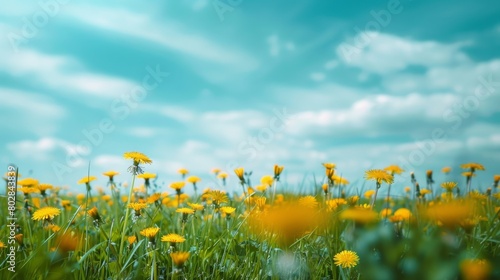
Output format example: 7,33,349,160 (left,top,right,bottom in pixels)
1,151,499,279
